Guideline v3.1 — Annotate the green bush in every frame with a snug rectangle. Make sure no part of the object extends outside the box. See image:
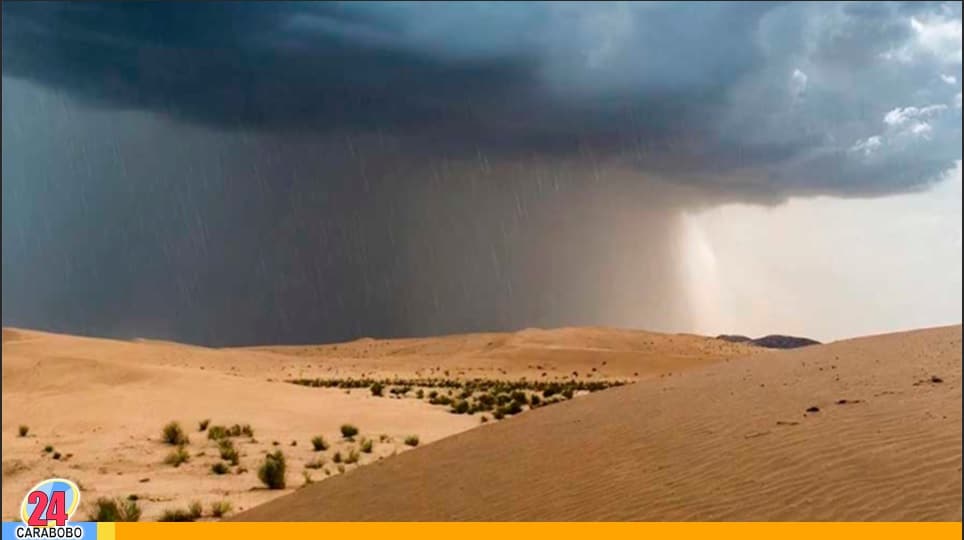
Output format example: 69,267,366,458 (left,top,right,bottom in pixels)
207,425,228,440
258,451,286,489
404,435,420,447
158,508,195,522
18,425,29,437
198,419,210,432
43,445,54,453
210,500,232,518
340,424,359,440
311,436,328,451
345,449,360,464
451,400,470,414
332,451,342,463
218,439,239,465
164,446,190,467
360,439,373,453
88,497,141,522
370,382,384,397
161,422,189,446
188,501,203,519
211,462,230,475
